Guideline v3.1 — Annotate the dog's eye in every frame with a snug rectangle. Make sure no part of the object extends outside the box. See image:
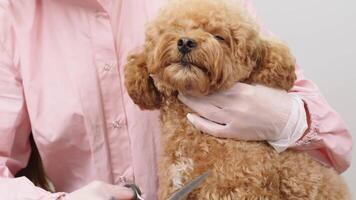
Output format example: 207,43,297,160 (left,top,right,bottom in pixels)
214,35,225,41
